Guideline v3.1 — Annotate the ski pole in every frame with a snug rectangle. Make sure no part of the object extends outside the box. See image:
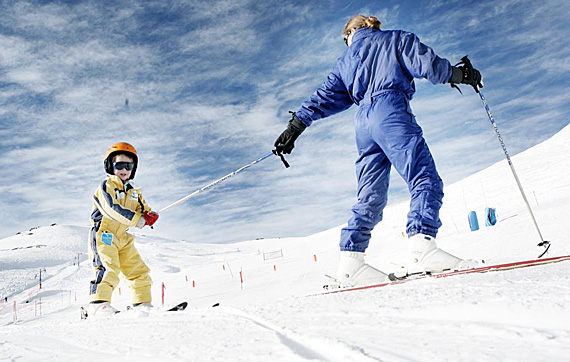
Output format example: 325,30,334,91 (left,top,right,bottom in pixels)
477,89,550,258
158,152,285,214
